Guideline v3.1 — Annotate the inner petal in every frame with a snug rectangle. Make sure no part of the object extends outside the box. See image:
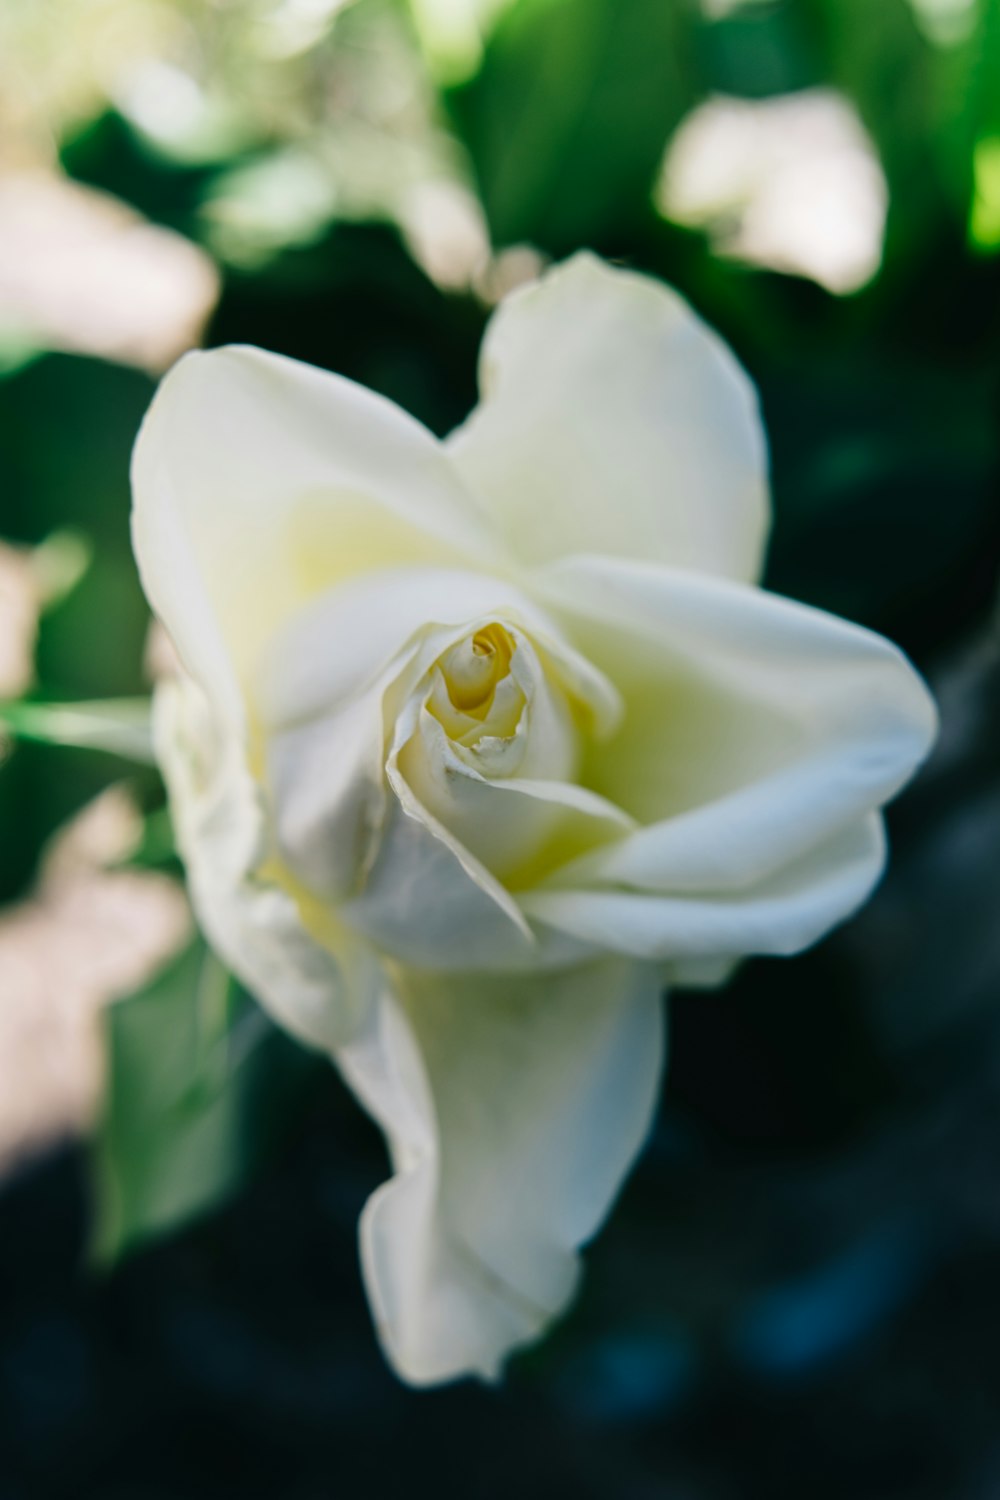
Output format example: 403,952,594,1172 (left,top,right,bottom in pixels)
393,622,599,882
428,668,525,746
440,623,515,714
